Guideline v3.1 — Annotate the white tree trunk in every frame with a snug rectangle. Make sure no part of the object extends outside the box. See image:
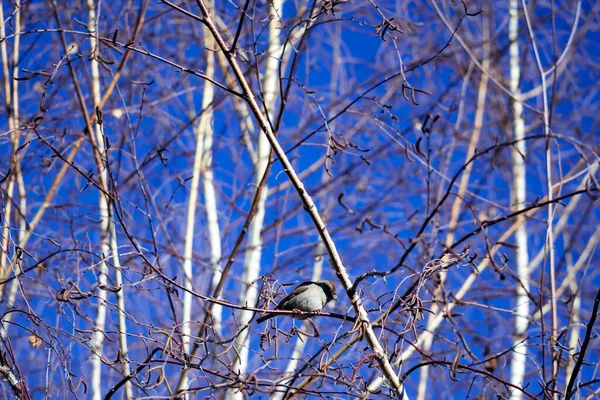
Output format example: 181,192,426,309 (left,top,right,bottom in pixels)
508,0,529,397
180,11,219,391
0,0,24,338
203,113,223,332
87,2,131,398
199,24,223,334
228,1,282,398
0,0,17,281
